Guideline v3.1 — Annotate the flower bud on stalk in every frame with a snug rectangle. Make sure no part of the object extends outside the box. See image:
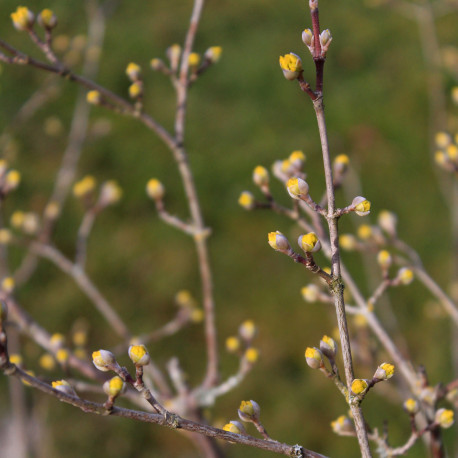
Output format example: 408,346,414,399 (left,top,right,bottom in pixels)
125,62,141,82
37,9,57,29
239,320,257,342
320,335,337,359
298,232,321,253
204,46,223,63
92,349,119,372
279,53,302,81
289,150,306,169
352,196,371,216
238,191,255,210
128,344,150,366
351,379,369,395
268,231,291,253
146,178,165,201
238,400,261,423
435,408,454,429
305,347,323,369
11,7,35,31
252,166,269,187
373,362,395,381
103,375,126,397
52,380,78,397
286,177,309,200
403,398,419,415
223,421,246,435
